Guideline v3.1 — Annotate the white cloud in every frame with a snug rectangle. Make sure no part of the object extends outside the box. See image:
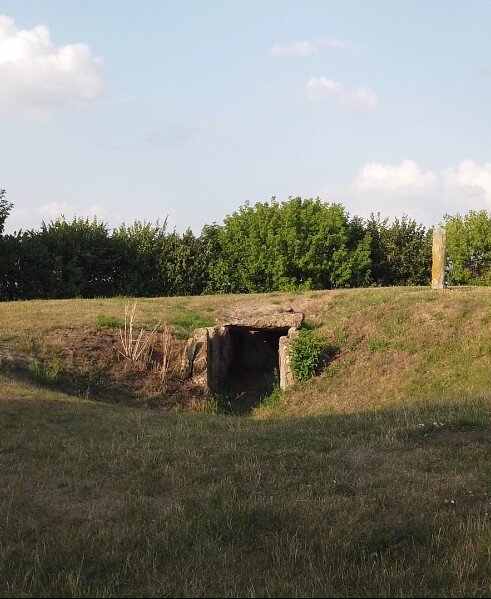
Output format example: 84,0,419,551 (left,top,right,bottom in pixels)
356,160,437,190
35,202,167,231
442,160,491,203
5,197,172,235
270,37,352,57
0,15,104,118
37,201,106,224
146,120,235,149
38,201,73,221
86,203,108,220
319,159,491,228
306,76,378,110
